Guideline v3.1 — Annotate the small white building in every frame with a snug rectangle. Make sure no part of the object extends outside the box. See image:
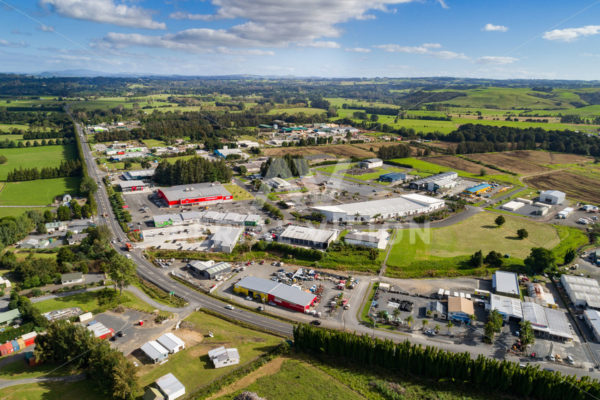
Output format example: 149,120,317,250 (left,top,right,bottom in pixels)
501,201,525,212
44,221,68,233
141,341,169,364
156,333,185,354
539,190,565,205
208,346,240,369
155,373,186,400
489,294,523,321
358,158,383,169
557,207,574,219
344,230,389,250
278,225,338,249
492,271,520,297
